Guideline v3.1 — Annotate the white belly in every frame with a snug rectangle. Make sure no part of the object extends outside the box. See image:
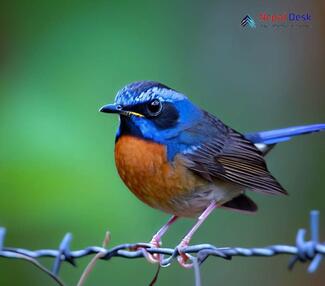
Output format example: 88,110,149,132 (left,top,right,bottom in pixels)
164,180,243,217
